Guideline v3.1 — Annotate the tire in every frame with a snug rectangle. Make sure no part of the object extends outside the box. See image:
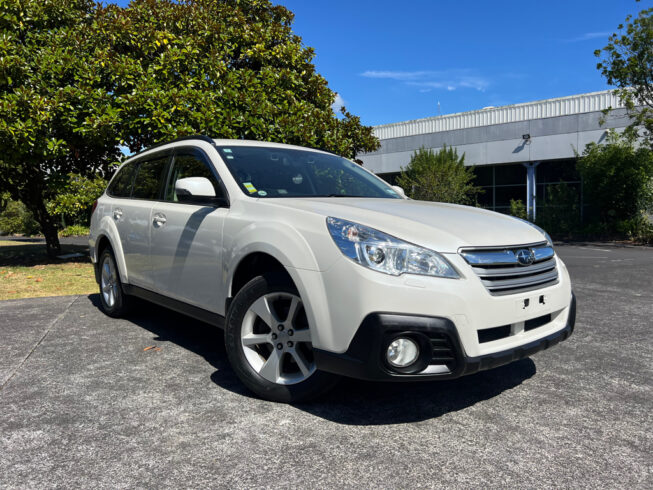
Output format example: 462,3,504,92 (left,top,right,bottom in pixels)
98,247,132,318
225,273,339,403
